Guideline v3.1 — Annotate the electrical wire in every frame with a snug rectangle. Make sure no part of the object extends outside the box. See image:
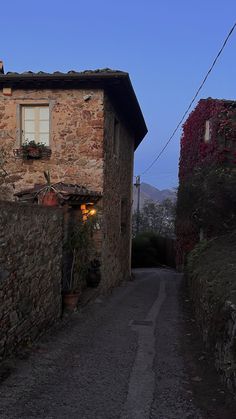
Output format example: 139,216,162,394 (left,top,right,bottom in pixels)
141,21,236,176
